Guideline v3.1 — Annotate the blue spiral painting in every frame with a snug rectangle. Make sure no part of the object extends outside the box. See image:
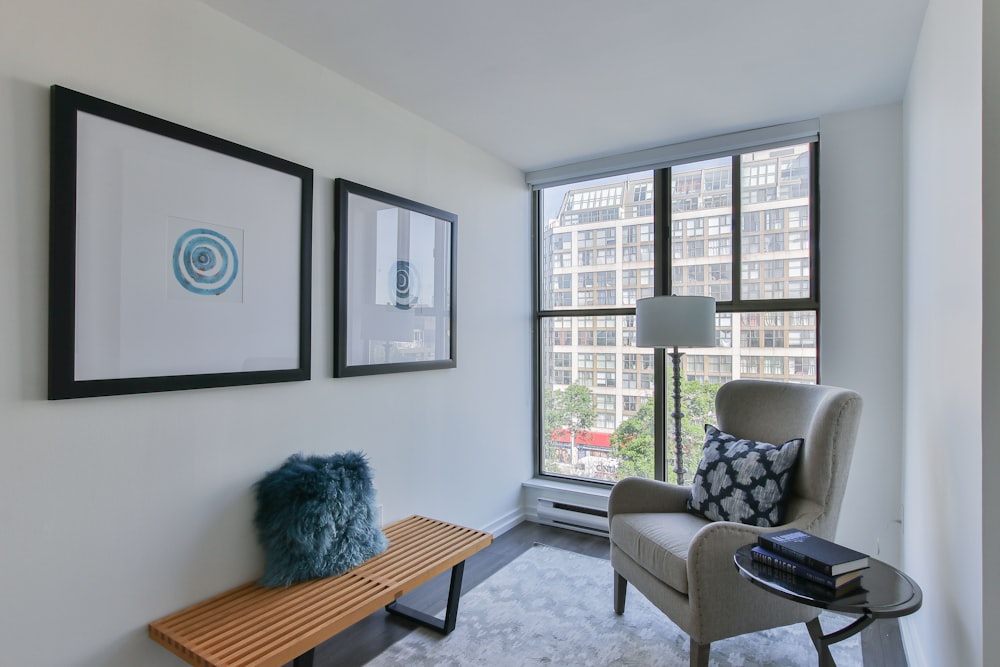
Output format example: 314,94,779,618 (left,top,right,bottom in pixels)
172,227,239,296
390,259,420,310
